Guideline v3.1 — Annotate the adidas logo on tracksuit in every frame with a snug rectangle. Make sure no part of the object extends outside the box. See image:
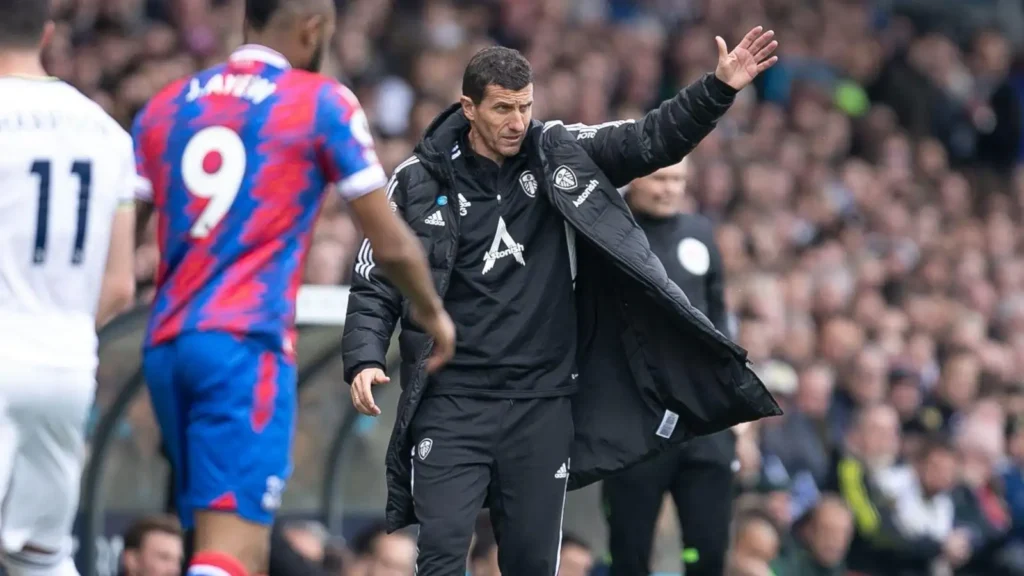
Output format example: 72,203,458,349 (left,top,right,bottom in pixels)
424,211,445,226
554,462,569,479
